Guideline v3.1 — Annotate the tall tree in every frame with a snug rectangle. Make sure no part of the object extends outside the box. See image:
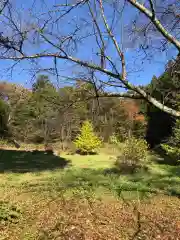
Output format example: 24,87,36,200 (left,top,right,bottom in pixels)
0,98,9,137
144,55,180,147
